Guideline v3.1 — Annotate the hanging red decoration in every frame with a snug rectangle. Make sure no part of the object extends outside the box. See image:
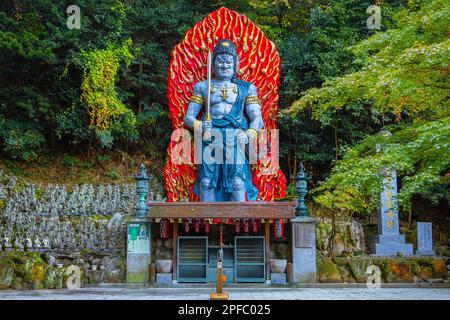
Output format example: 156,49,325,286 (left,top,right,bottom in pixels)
252,219,258,233
160,219,170,239
272,219,285,238
243,219,249,233
194,219,200,233
204,220,210,233
183,219,190,233
235,219,241,234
